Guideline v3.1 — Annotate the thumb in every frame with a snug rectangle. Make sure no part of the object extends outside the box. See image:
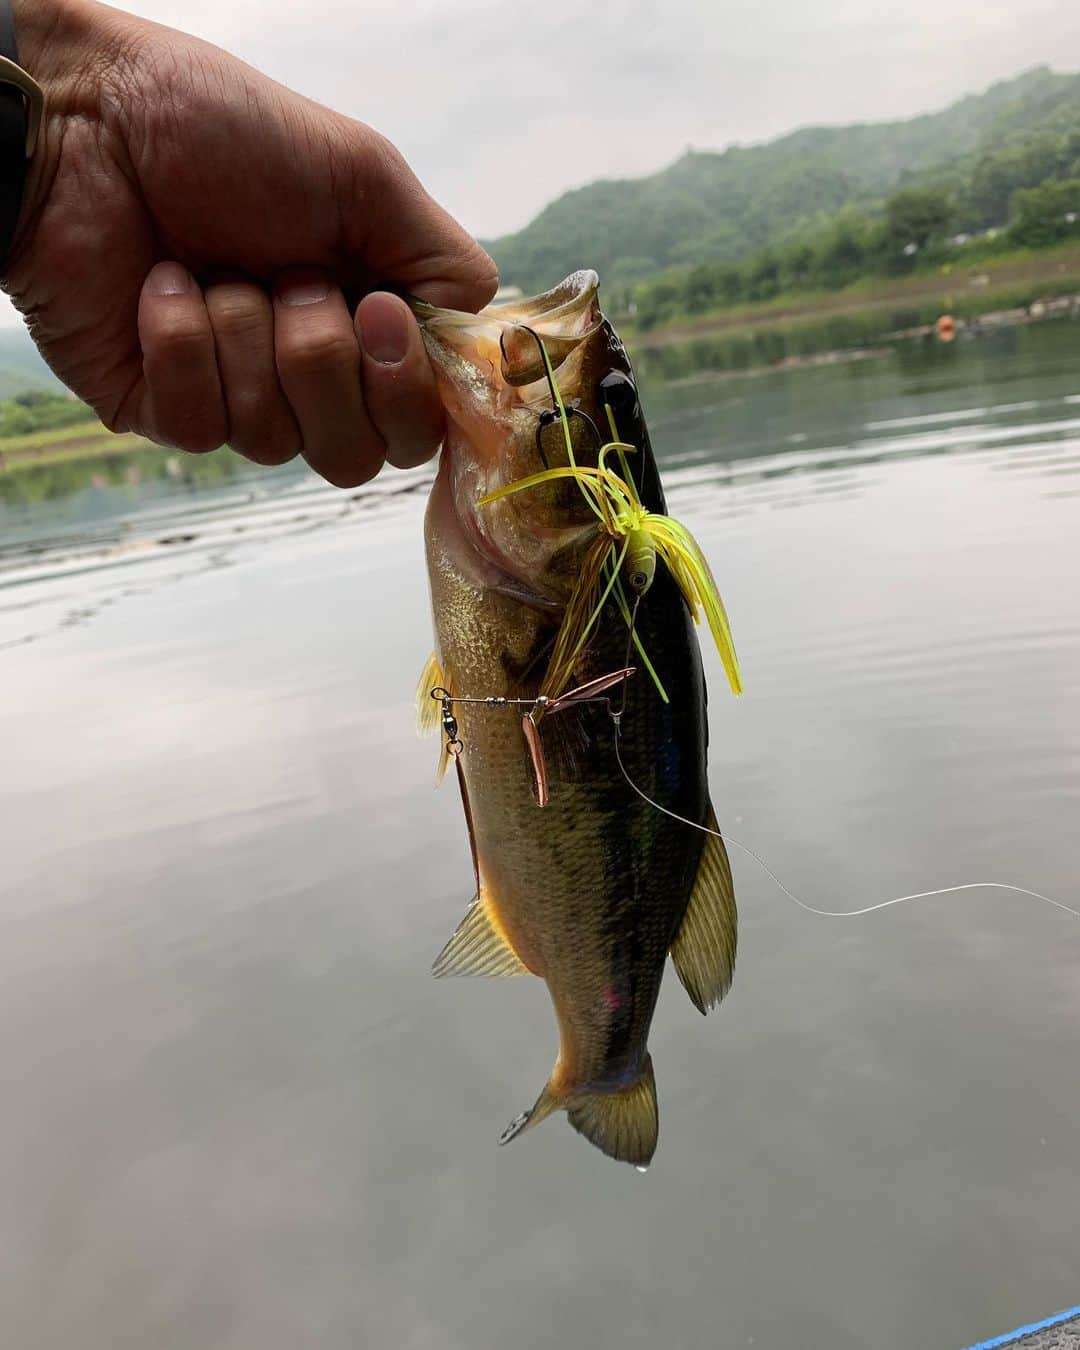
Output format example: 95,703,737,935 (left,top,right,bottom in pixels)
338,126,499,313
